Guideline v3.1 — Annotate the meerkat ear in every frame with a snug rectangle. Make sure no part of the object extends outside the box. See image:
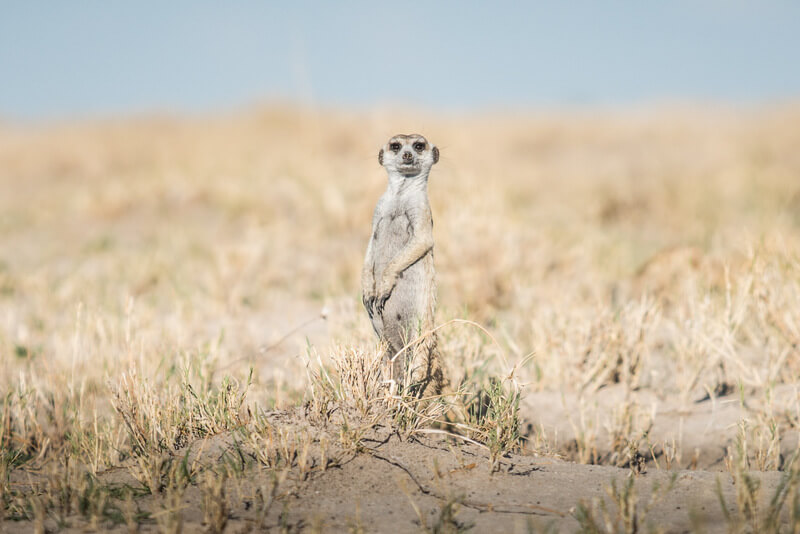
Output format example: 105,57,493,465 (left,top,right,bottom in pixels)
378,148,384,165
432,146,439,164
